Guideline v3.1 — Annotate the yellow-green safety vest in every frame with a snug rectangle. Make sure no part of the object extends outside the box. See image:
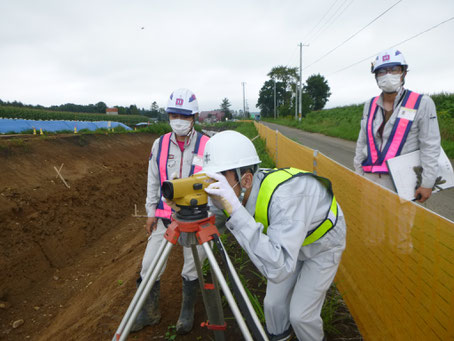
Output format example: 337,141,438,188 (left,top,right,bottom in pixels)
255,167,338,246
